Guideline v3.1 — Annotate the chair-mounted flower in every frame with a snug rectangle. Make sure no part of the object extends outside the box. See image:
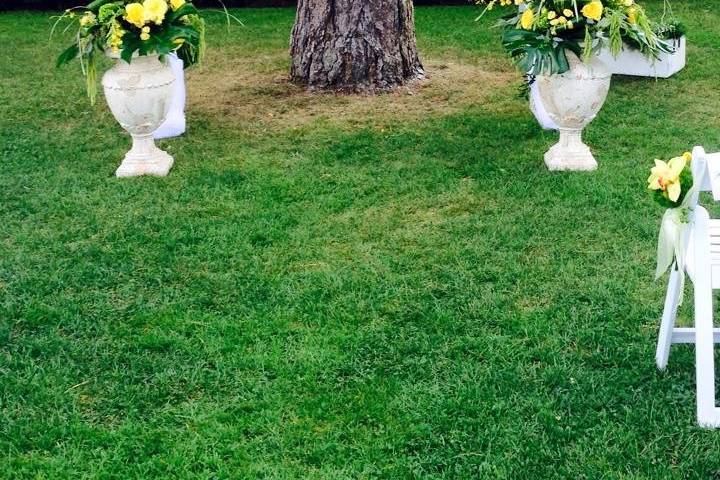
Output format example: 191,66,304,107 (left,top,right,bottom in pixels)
648,152,693,208
648,151,697,303
54,0,206,104
477,0,673,76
